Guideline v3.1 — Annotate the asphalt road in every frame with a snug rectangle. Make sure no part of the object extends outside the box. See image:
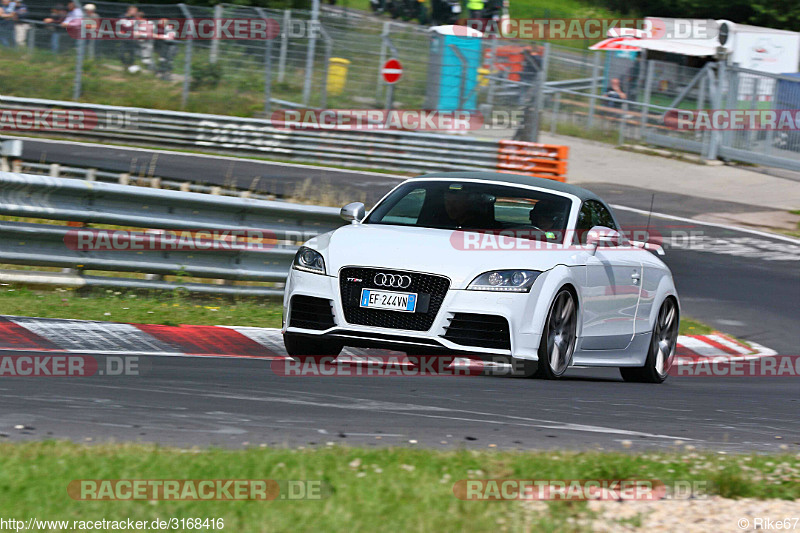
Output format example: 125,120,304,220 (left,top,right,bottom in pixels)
1,352,797,452
2,139,798,451
18,138,403,204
